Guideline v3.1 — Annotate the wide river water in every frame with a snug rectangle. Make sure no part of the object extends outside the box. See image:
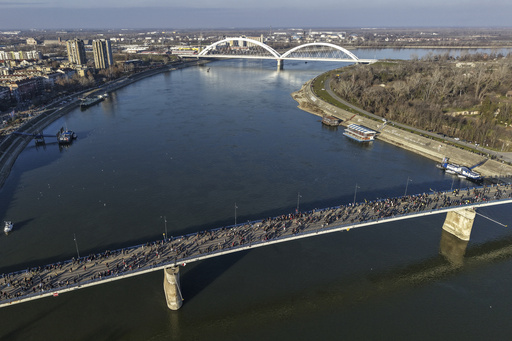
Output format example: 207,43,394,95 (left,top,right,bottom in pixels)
1,48,512,340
